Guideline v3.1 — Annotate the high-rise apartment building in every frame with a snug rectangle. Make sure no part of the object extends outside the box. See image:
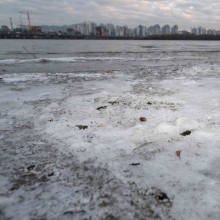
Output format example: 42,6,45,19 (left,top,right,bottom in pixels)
198,26,206,35
123,25,129,37
81,22,89,35
191,26,206,35
115,26,124,37
161,25,170,35
137,25,146,37
106,23,114,31
88,22,96,35
137,25,143,37
128,28,134,37
153,24,160,35
147,26,153,36
171,25,178,34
